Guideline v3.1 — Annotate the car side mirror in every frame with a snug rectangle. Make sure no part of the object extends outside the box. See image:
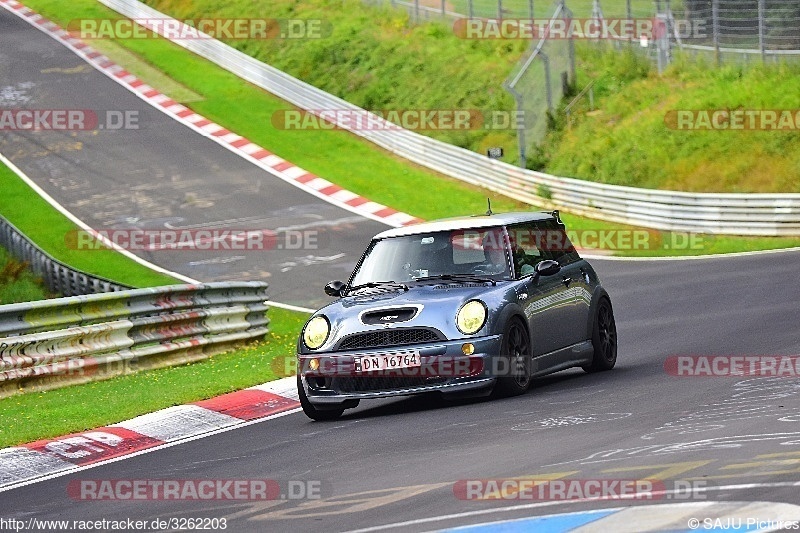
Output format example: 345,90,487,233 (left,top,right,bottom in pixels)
534,260,561,277
324,280,347,297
